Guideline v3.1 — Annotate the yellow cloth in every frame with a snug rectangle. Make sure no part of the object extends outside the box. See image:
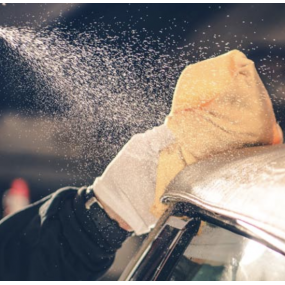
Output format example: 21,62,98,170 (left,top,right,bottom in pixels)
151,50,283,217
